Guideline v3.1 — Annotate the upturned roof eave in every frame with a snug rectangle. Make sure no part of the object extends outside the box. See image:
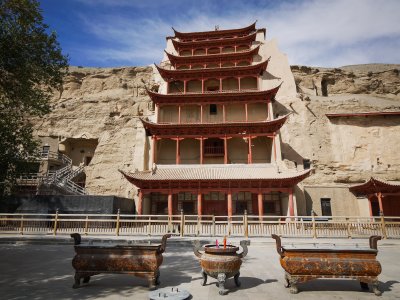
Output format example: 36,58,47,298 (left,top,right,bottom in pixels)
145,83,281,104
172,22,256,39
